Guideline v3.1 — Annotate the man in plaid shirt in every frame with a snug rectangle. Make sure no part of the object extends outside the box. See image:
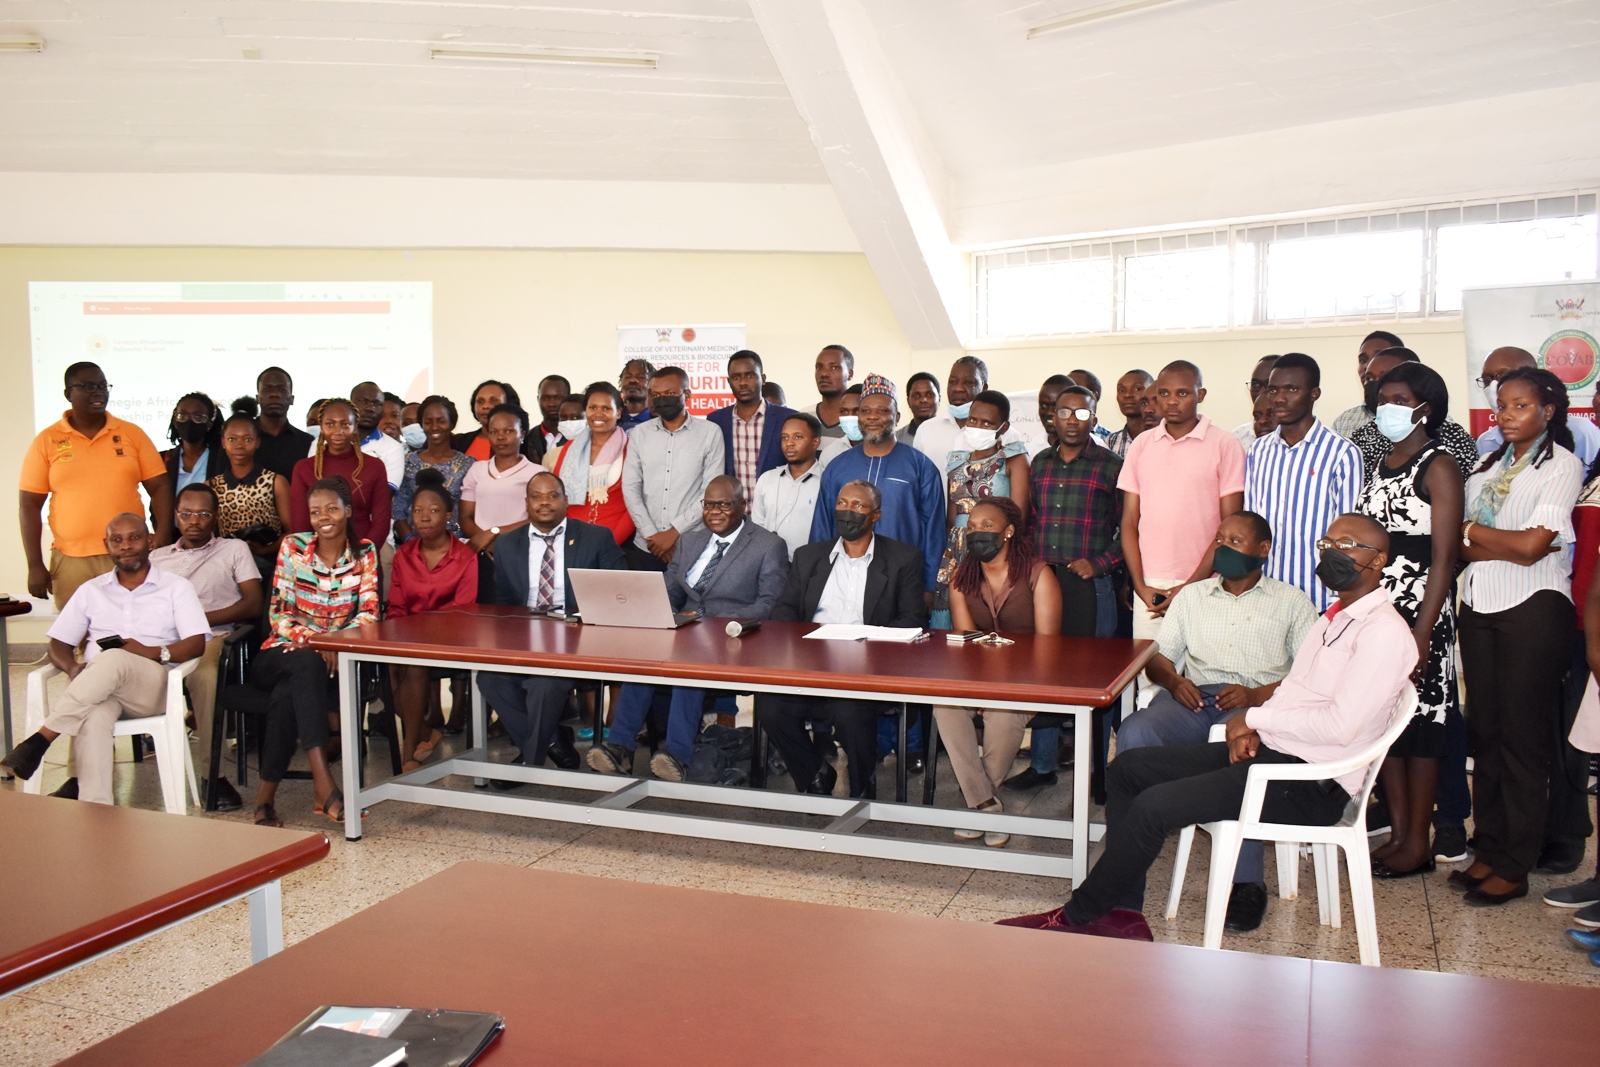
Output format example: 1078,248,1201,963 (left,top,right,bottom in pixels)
1004,384,1124,792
